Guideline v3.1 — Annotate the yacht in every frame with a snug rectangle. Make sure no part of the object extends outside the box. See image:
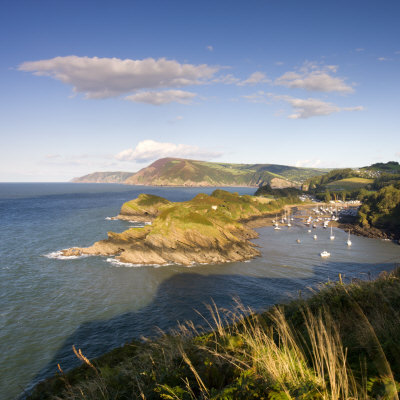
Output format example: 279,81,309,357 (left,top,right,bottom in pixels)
330,225,335,240
313,234,318,240
346,230,352,246
320,250,330,257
